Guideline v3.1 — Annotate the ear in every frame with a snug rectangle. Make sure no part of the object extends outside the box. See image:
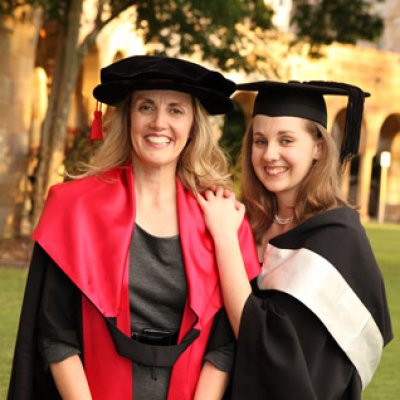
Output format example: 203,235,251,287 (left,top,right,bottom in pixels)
313,138,323,161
